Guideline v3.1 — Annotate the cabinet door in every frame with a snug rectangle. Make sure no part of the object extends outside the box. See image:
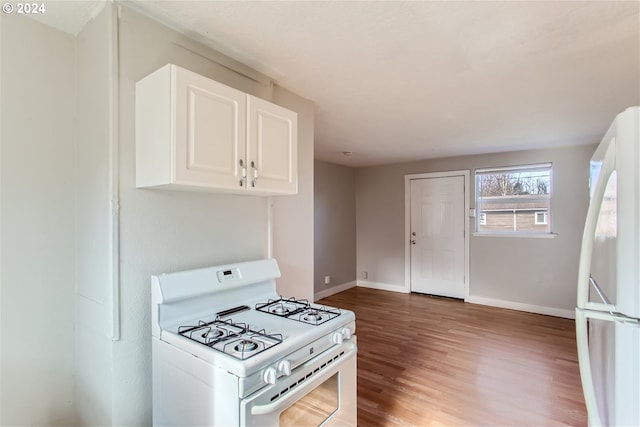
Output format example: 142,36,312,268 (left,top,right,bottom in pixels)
246,96,298,194
174,66,247,190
